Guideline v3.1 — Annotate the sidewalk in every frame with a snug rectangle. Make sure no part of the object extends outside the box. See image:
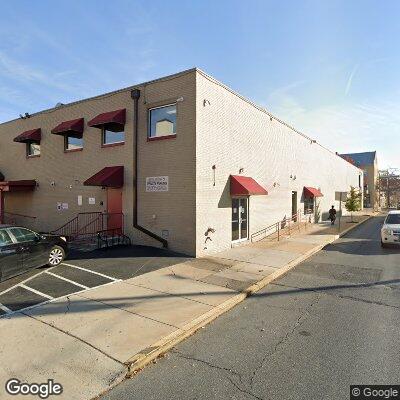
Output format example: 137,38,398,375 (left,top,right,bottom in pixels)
0,213,374,400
